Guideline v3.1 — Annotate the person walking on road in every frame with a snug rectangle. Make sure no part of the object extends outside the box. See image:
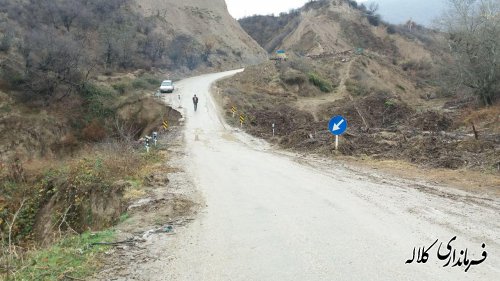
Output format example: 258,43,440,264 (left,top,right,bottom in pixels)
192,94,199,111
